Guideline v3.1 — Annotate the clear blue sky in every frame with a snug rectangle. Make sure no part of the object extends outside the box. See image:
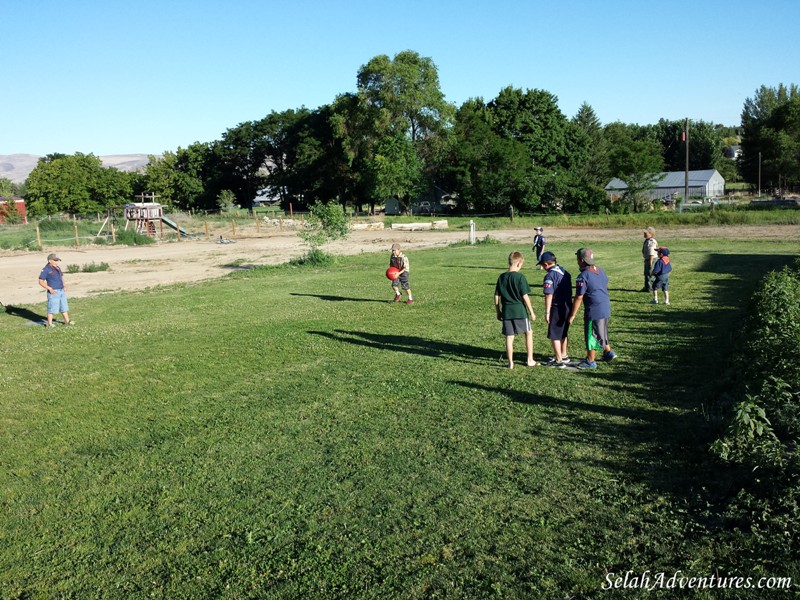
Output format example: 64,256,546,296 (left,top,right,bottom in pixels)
3,0,798,156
